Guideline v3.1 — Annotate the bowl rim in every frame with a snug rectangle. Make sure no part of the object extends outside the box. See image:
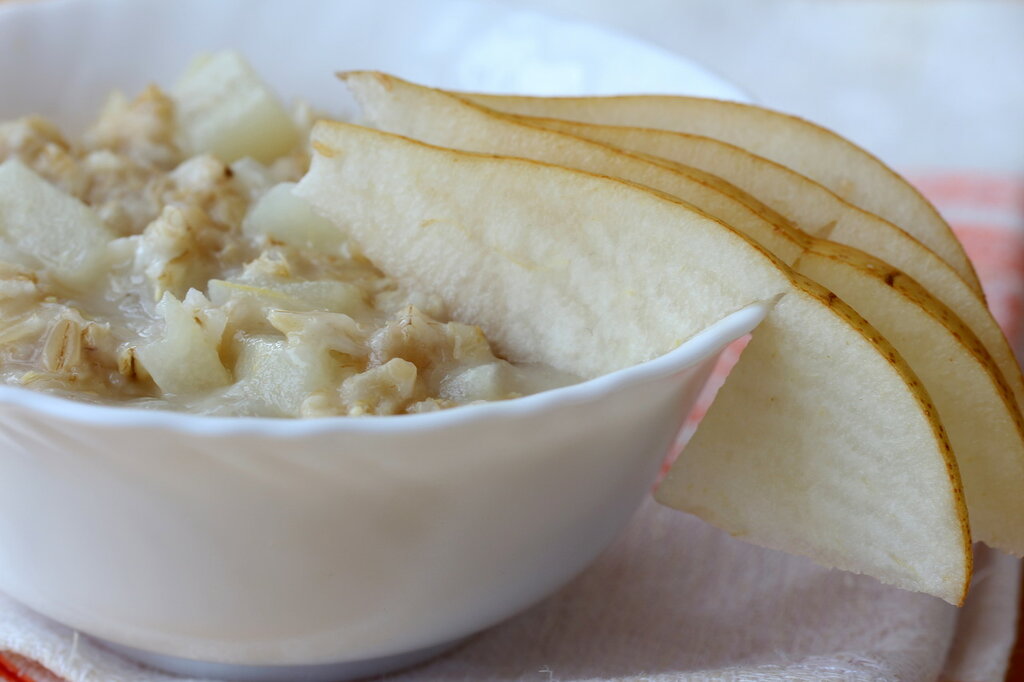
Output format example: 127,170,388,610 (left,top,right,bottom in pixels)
0,302,770,437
